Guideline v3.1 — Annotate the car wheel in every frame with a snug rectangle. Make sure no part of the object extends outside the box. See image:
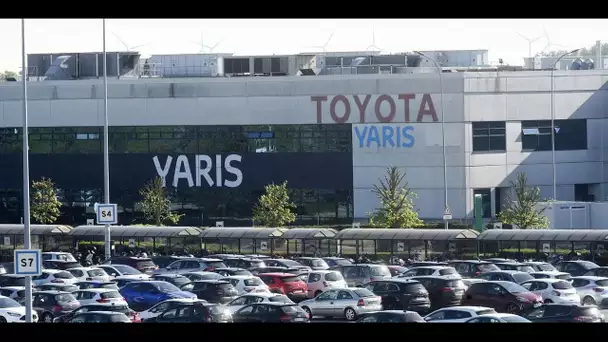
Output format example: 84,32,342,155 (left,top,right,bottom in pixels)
314,290,322,297
302,306,312,319
344,307,357,321
41,313,53,323
0,316,7,323
505,303,519,314
583,296,596,305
